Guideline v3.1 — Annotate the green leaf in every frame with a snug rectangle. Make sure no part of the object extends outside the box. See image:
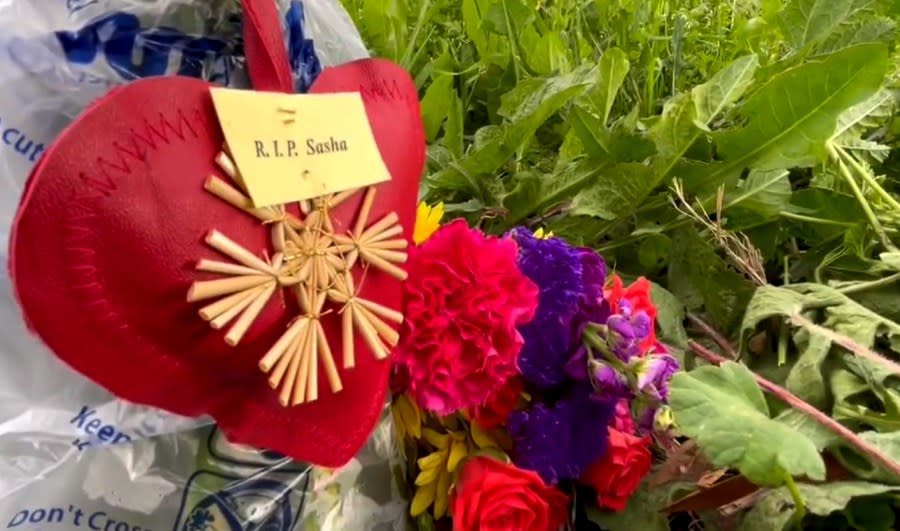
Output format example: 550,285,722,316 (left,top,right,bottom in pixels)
584,479,692,531
586,47,630,124
667,229,754,333
711,43,889,183
777,0,857,49
670,361,826,486
691,54,760,127
569,163,655,219
739,481,900,531
420,72,454,143
650,281,689,349
834,431,900,484
502,159,610,227
429,65,597,196
775,408,841,450
654,54,759,177
725,169,792,230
